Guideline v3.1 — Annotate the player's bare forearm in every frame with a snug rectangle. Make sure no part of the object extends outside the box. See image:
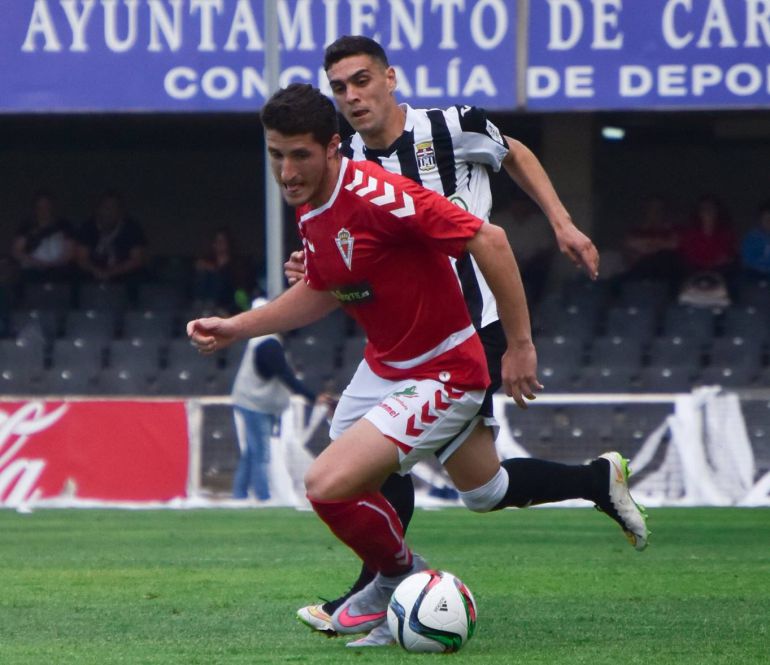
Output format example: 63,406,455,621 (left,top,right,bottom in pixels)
502,136,599,279
188,282,339,354
466,224,542,408
235,282,339,338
